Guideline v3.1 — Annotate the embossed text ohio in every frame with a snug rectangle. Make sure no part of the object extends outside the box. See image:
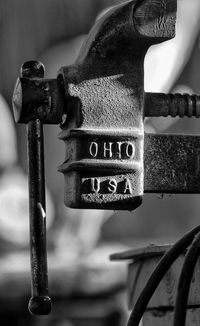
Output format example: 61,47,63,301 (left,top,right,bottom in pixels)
88,141,135,159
